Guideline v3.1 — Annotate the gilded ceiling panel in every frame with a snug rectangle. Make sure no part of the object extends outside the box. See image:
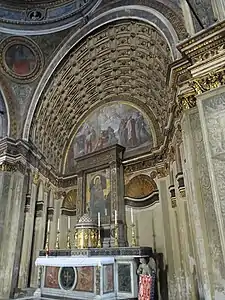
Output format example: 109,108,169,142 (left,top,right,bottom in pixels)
30,20,174,171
